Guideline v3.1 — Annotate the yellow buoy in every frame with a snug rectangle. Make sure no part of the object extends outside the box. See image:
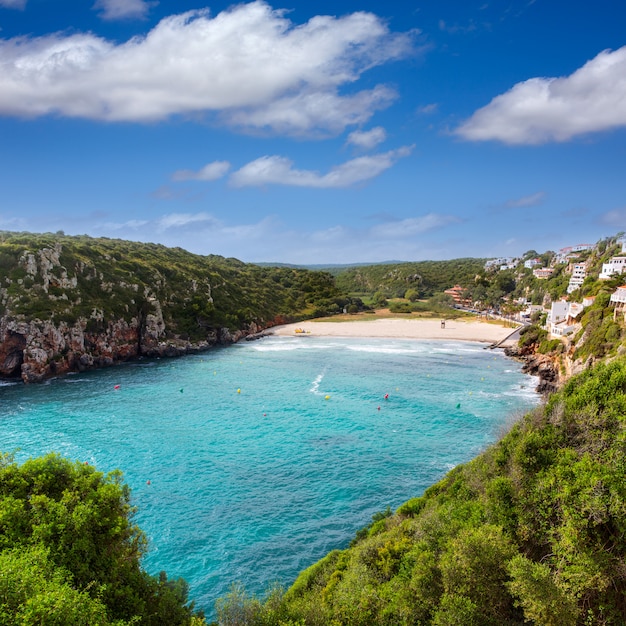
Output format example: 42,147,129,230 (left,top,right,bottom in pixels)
325,395,330,400
237,388,241,394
